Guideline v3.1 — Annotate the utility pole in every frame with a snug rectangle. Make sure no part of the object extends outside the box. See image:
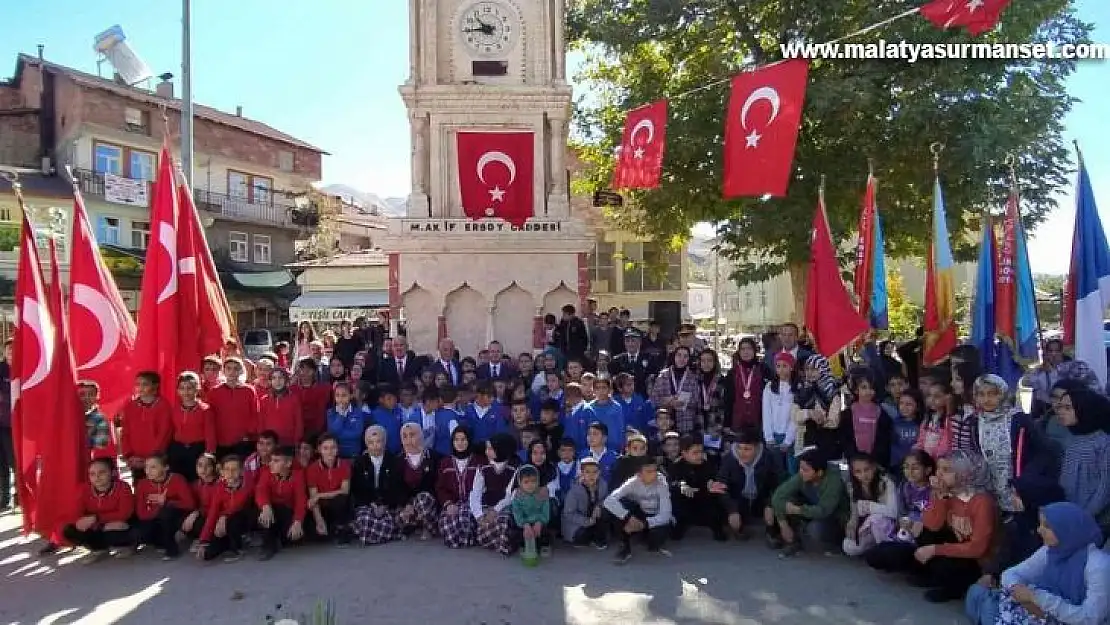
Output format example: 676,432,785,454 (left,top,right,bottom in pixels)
180,0,194,186
713,252,721,351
